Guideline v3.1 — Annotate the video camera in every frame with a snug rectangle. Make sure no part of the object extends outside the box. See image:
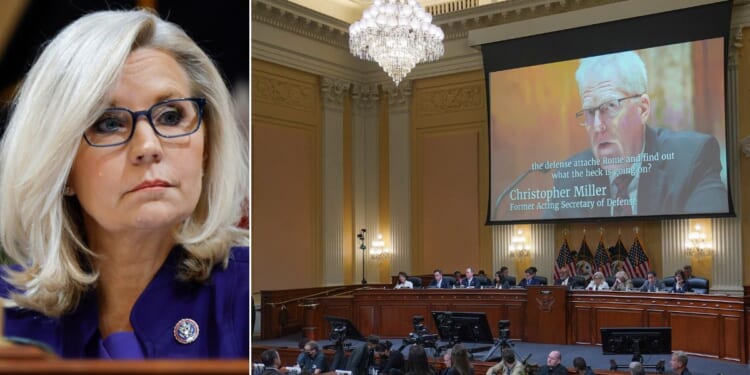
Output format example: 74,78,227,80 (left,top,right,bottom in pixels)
399,316,439,352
